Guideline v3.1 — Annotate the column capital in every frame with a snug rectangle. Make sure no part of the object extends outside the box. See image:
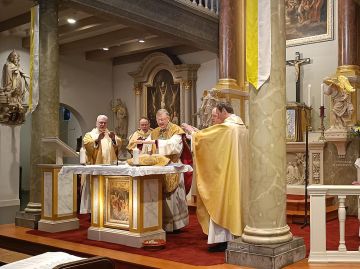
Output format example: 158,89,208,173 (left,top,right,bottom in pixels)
134,85,142,96
183,80,192,91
